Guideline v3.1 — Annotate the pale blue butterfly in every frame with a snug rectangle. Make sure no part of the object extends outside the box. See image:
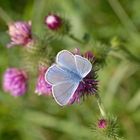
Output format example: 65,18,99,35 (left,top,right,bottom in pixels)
45,50,92,106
